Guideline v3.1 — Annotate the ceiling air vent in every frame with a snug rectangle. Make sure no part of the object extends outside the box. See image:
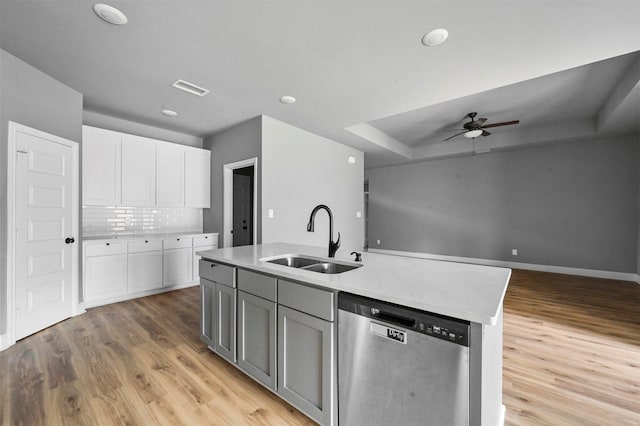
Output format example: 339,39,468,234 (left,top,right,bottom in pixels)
171,79,210,97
